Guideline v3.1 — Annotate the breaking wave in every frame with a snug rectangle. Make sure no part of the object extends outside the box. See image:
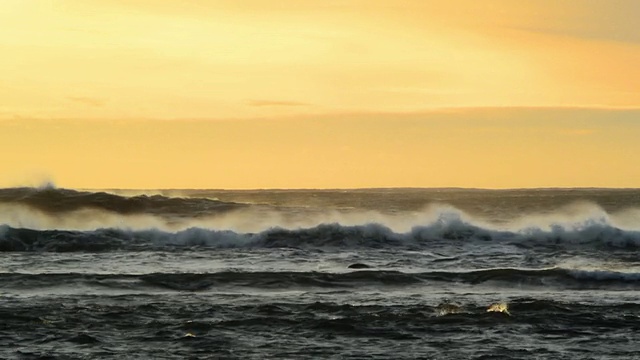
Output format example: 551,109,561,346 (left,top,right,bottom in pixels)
1,187,639,251
0,219,639,252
